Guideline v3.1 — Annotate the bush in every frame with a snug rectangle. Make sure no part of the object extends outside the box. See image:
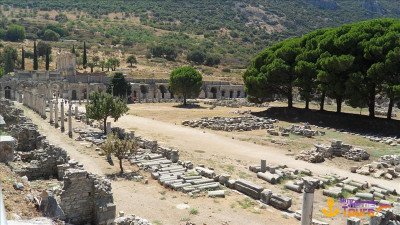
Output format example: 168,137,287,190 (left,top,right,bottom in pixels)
187,50,206,64
204,54,221,66
222,68,231,73
43,29,60,41
5,24,25,42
